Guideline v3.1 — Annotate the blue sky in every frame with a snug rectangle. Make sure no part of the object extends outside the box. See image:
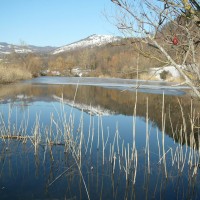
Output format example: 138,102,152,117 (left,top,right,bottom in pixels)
0,0,119,46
